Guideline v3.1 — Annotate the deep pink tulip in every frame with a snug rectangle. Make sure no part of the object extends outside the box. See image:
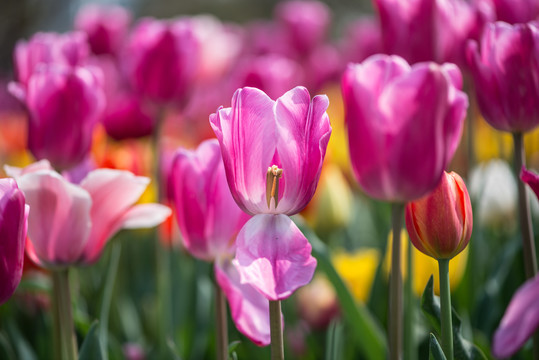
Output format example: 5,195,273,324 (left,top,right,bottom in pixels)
74,4,132,56
169,139,271,345
342,55,468,202
275,0,331,56
374,0,493,66
341,17,383,64
467,22,539,133
14,31,89,86
0,179,28,305
405,171,473,260
482,0,539,24
210,86,331,216
521,166,539,198
170,139,249,261
211,86,331,300
9,64,105,170
492,274,539,358
6,160,171,267
123,17,199,102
